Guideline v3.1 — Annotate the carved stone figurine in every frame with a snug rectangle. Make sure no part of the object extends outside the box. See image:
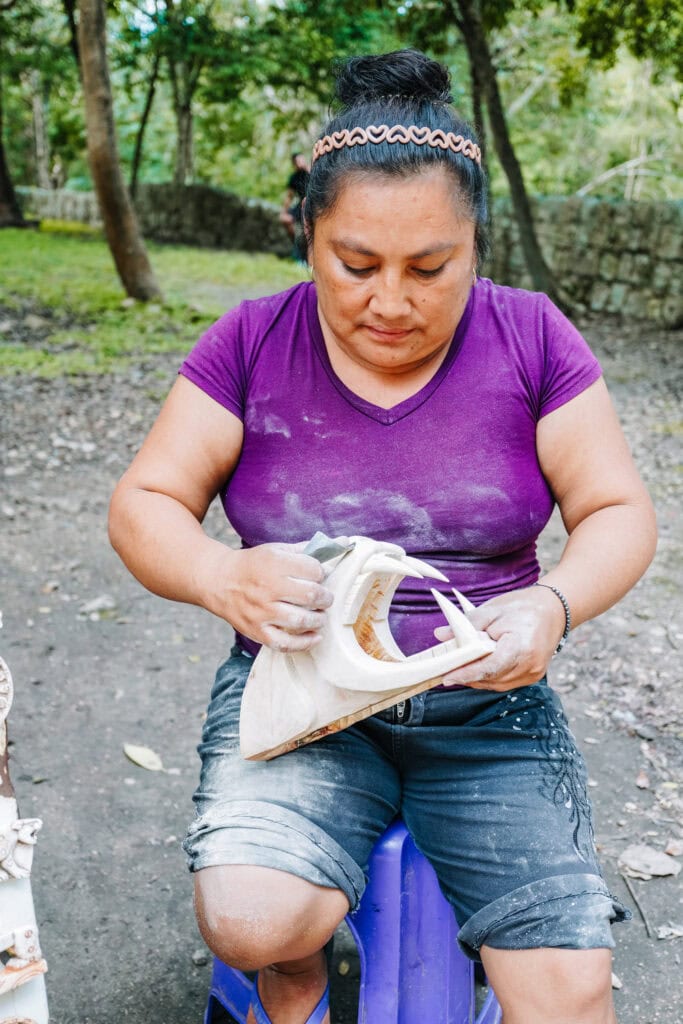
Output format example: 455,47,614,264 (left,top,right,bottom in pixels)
240,534,496,760
0,654,48,1024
